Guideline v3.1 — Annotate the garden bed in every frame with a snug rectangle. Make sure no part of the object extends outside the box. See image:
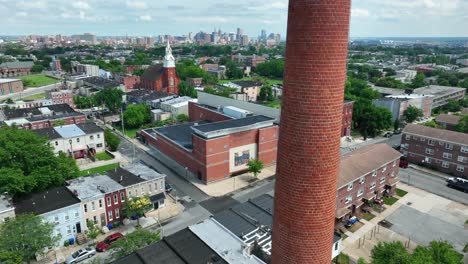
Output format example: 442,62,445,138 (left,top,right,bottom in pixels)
383,196,399,205
95,152,114,161
78,163,120,177
396,188,408,197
